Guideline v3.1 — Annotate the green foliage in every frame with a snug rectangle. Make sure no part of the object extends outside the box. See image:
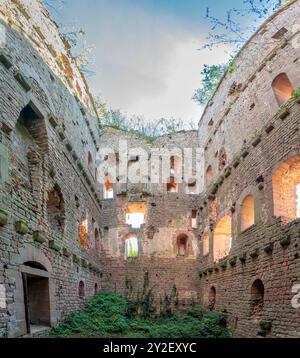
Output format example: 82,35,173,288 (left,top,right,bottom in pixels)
194,1,284,108
127,243,138,258
44,292,231,338
192,64,227,106
227,58,238,74
132,310,230,339
126,272,156,318
292,87,300,100
45,292,129,338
